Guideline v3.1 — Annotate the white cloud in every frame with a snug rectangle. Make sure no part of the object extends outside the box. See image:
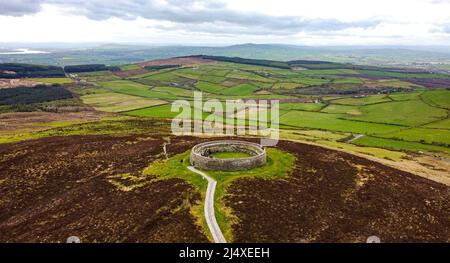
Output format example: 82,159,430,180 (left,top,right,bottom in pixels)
0,0,449,45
